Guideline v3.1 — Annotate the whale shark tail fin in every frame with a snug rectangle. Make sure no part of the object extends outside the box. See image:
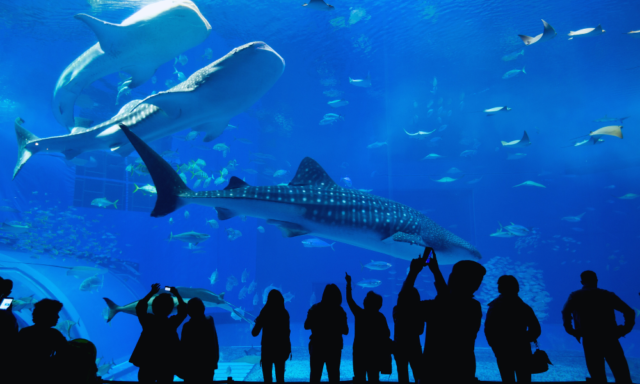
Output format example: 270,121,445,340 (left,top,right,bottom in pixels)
118,124,192,217
13,118,41,180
